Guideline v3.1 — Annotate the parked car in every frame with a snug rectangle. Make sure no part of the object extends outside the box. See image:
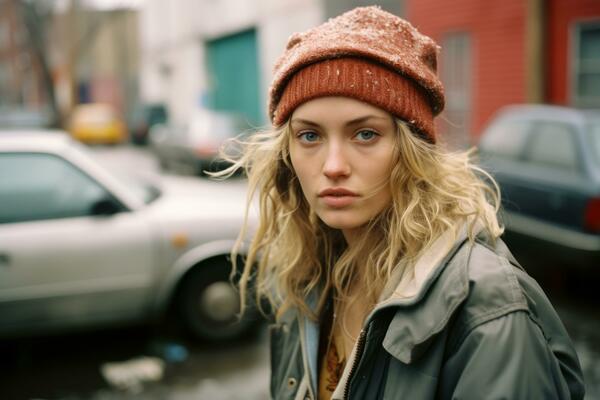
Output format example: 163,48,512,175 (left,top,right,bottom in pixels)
150,109,248,175
69,103,127,145
0,106,54,129
0,131,257,341
478,104,600,269
129,103,169,145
